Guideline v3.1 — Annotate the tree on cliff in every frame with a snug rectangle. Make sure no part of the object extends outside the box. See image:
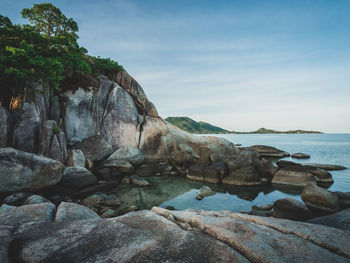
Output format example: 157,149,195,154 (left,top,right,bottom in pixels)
0,3,123,109
21,3,78,40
